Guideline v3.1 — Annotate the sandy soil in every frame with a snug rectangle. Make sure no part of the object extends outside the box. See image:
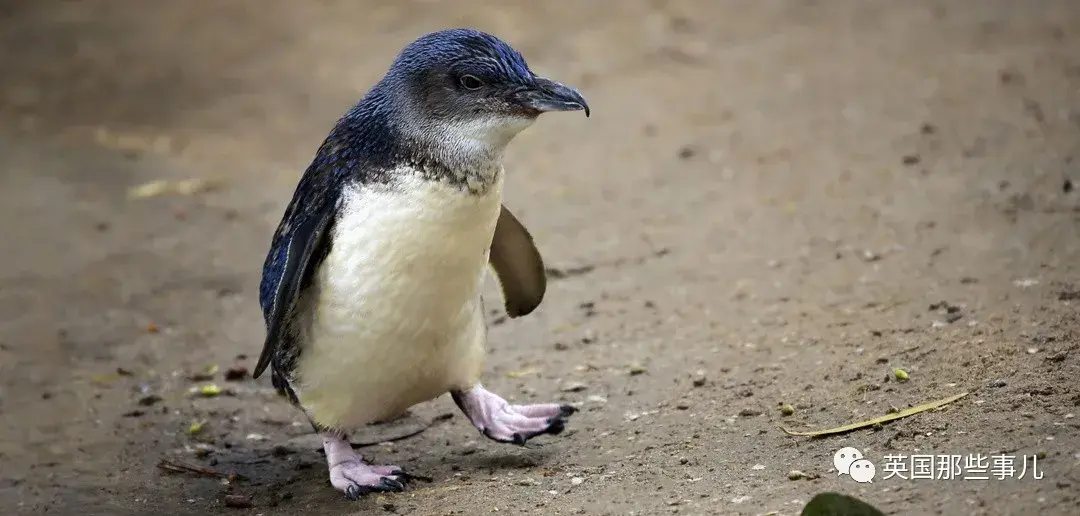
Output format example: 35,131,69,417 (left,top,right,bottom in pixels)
1,1,1078,515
